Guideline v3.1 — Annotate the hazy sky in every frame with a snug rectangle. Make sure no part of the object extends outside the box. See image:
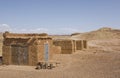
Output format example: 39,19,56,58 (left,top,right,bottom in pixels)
0,0,120,34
